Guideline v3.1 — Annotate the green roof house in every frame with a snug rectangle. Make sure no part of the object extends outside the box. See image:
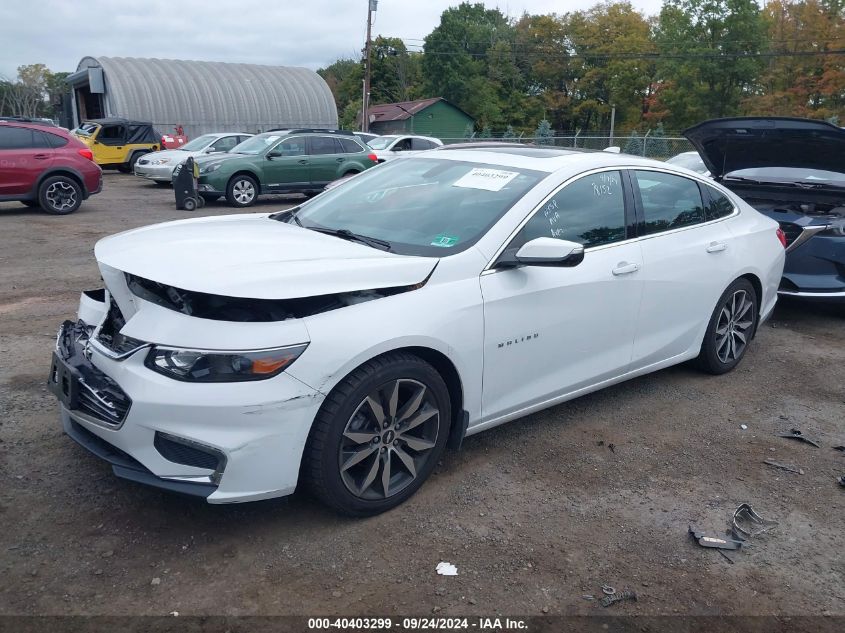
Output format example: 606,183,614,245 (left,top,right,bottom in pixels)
367,97,474,139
